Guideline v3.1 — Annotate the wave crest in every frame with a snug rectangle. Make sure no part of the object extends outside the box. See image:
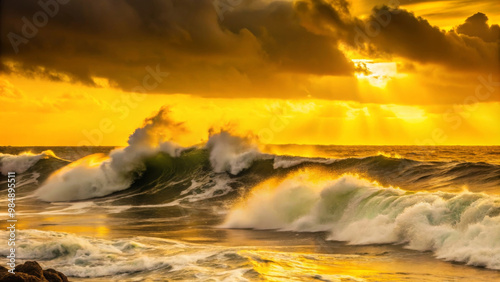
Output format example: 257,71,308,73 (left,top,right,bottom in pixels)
206,131,263,175
222,171,500,270
0,150,58,175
